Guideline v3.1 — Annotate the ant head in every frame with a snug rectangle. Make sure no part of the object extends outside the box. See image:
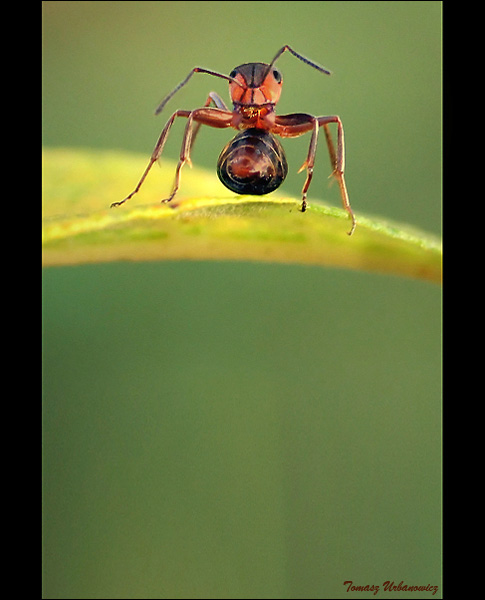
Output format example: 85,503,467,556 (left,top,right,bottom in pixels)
154,47,330,117
228,63,283,106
